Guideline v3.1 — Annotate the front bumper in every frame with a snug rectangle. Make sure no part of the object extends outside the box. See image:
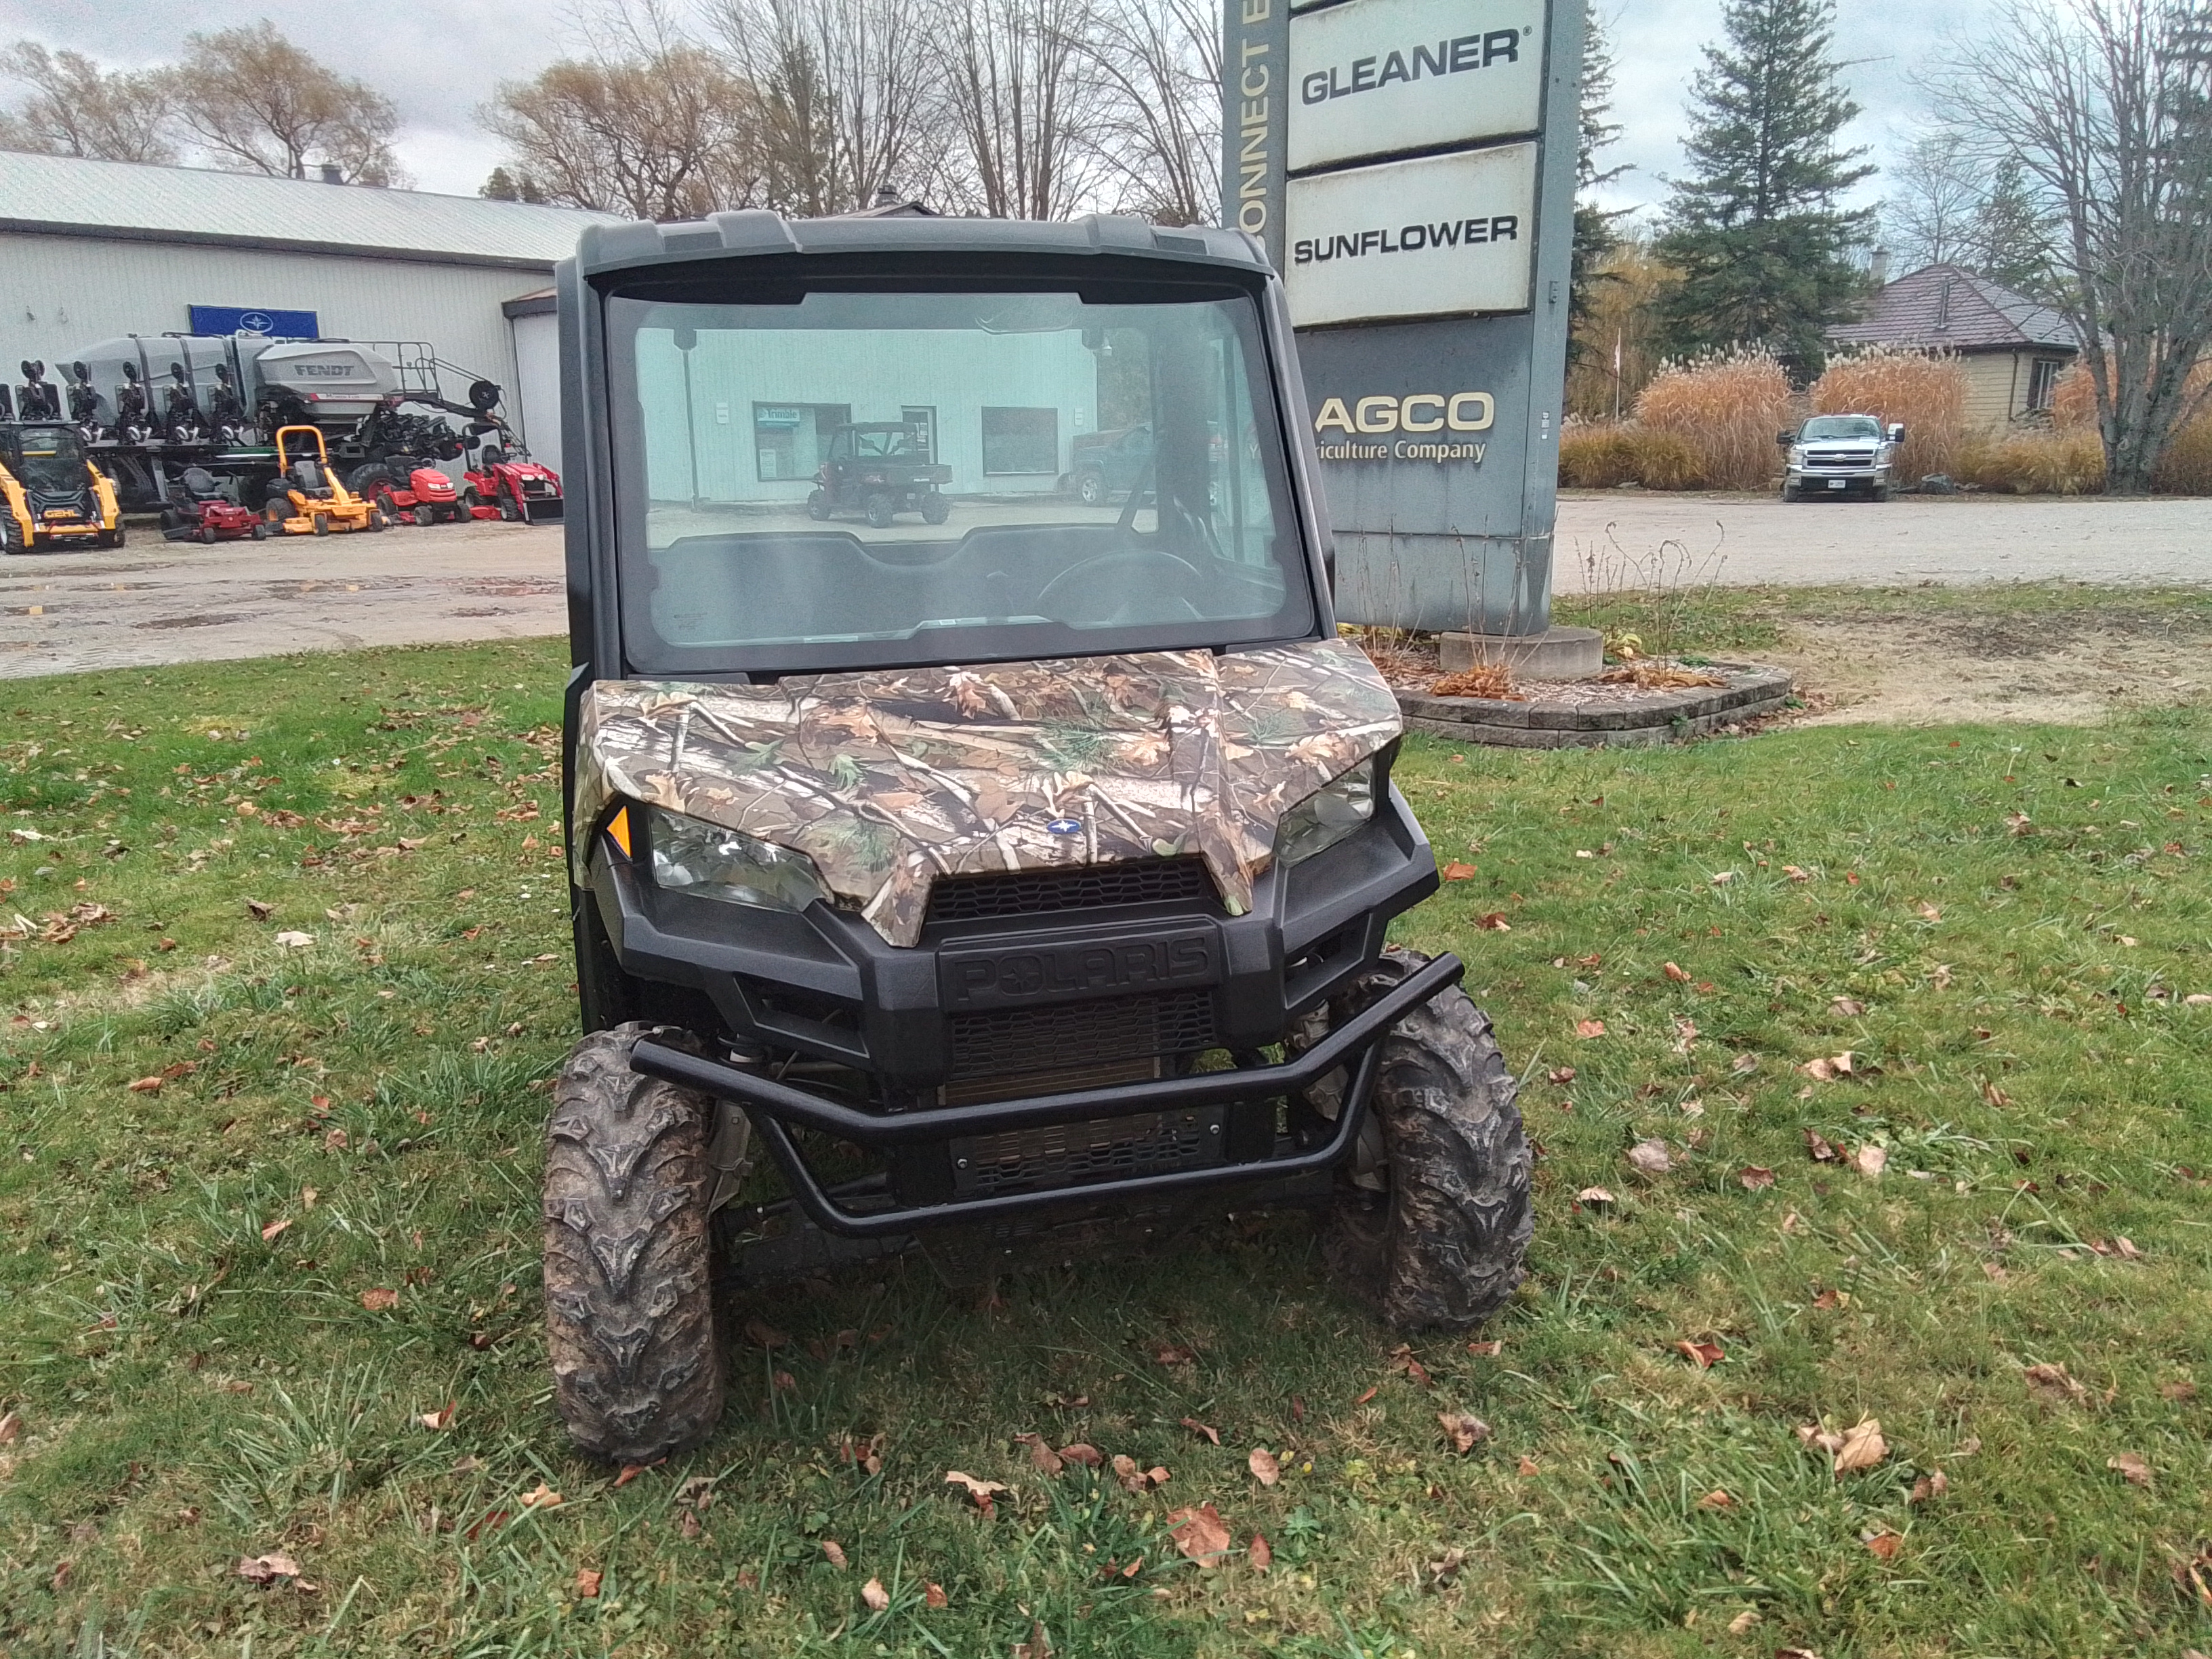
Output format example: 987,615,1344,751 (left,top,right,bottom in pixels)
632,950,1462,1236
586,772,1444,1233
